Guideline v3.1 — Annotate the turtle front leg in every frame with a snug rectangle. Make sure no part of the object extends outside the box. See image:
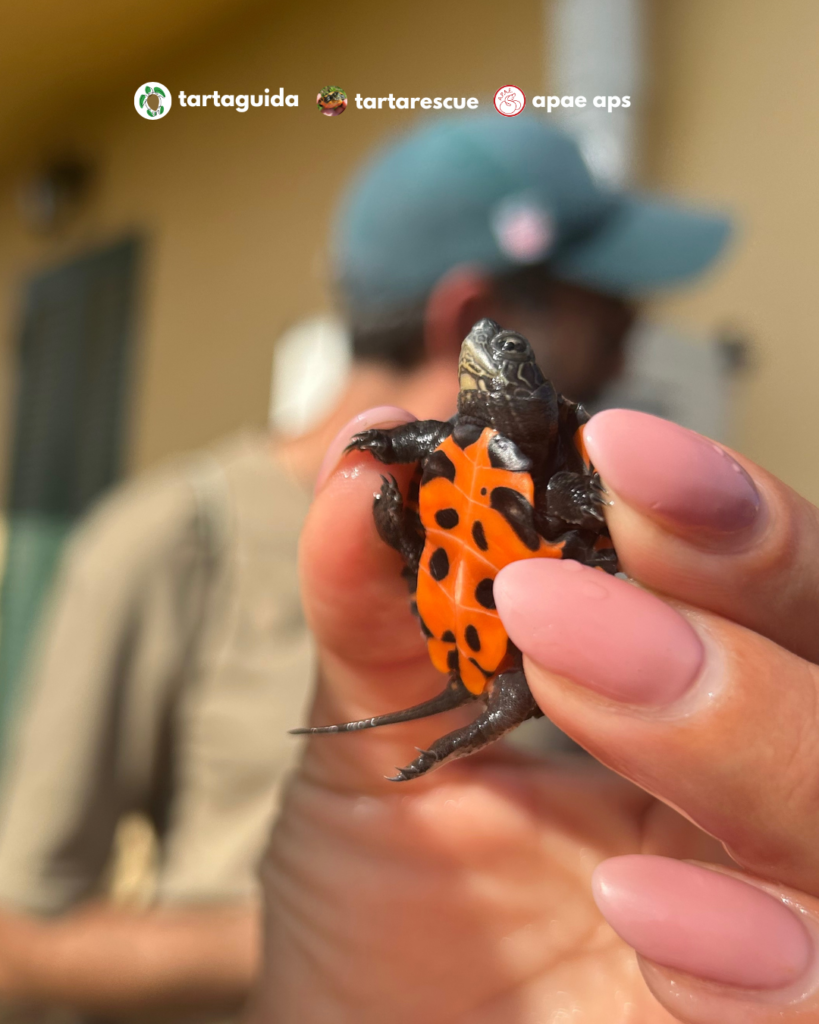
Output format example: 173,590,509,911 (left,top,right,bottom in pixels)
388,670,542,782
544,469,608,531
346,419,452,464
